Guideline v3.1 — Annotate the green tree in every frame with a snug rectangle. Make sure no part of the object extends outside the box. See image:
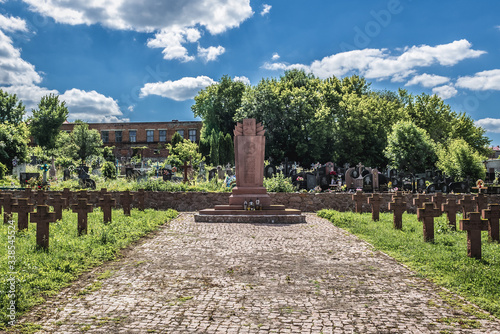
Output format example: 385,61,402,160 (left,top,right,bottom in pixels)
29,94,69,153
70,121,103,164
0,89,25,124
436,139,486,181
0,122,30,170
209,129,220,166
384,121,437,173
102,146,115,162
166,139,203,169
55,130,78,161
170,131,184,148
102,160,117,179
